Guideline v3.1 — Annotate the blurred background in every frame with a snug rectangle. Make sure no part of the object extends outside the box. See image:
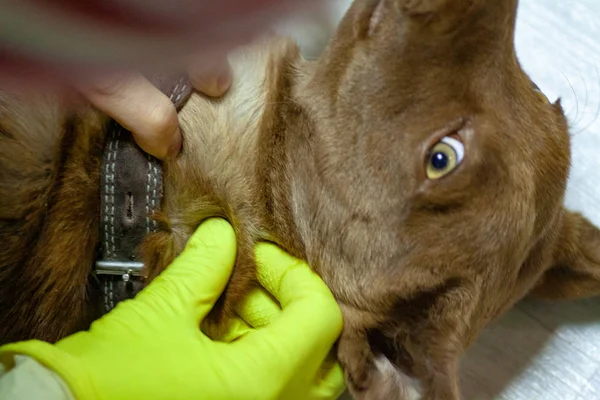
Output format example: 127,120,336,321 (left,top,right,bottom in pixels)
278,1,600,398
